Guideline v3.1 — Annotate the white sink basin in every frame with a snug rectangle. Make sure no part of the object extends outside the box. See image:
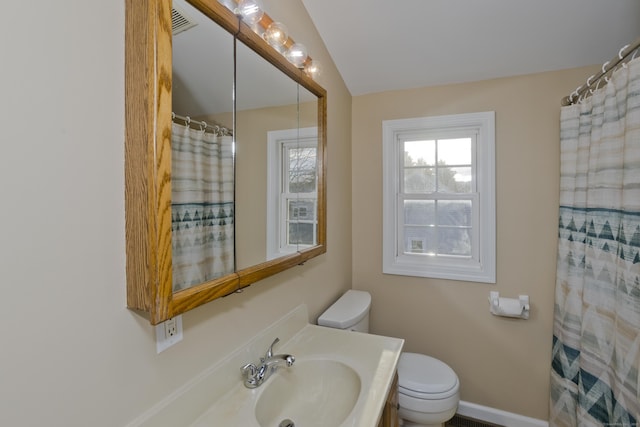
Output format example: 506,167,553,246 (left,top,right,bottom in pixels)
182,311,404,427
255,359,361,427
